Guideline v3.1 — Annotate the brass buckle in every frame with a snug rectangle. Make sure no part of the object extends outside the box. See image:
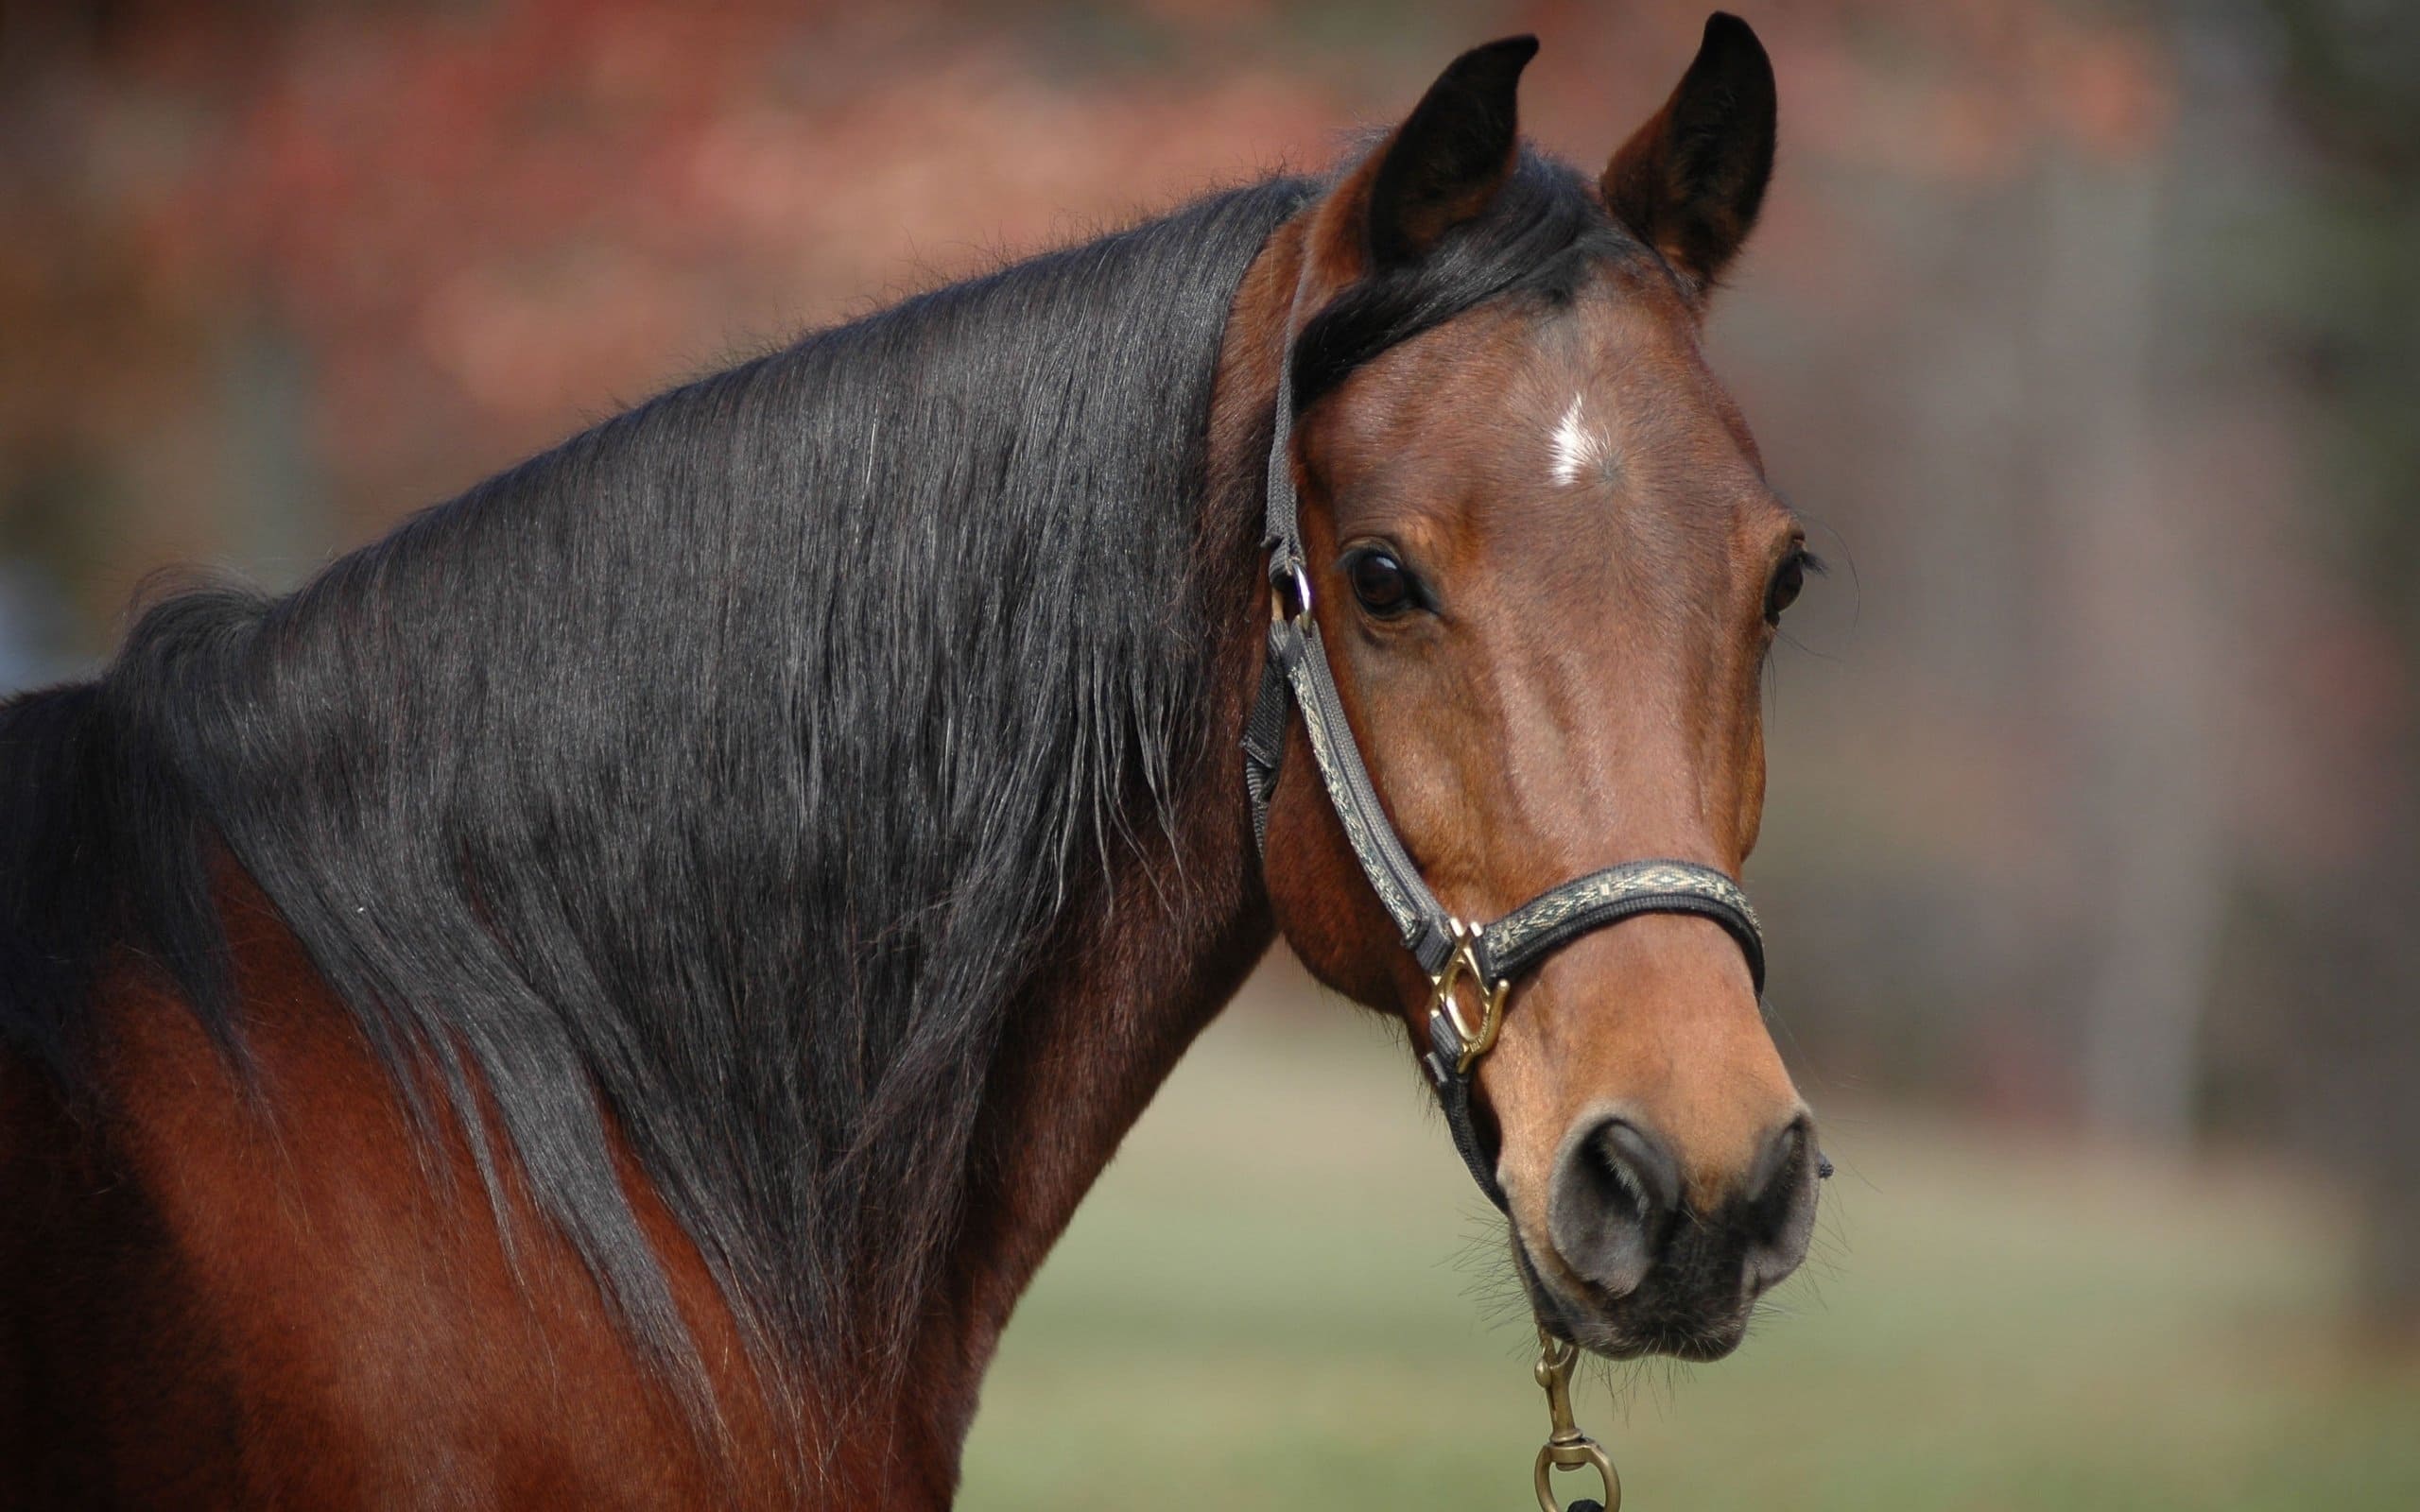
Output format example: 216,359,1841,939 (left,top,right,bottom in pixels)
1428,918,1509,1075
1532,1329,1620,1511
